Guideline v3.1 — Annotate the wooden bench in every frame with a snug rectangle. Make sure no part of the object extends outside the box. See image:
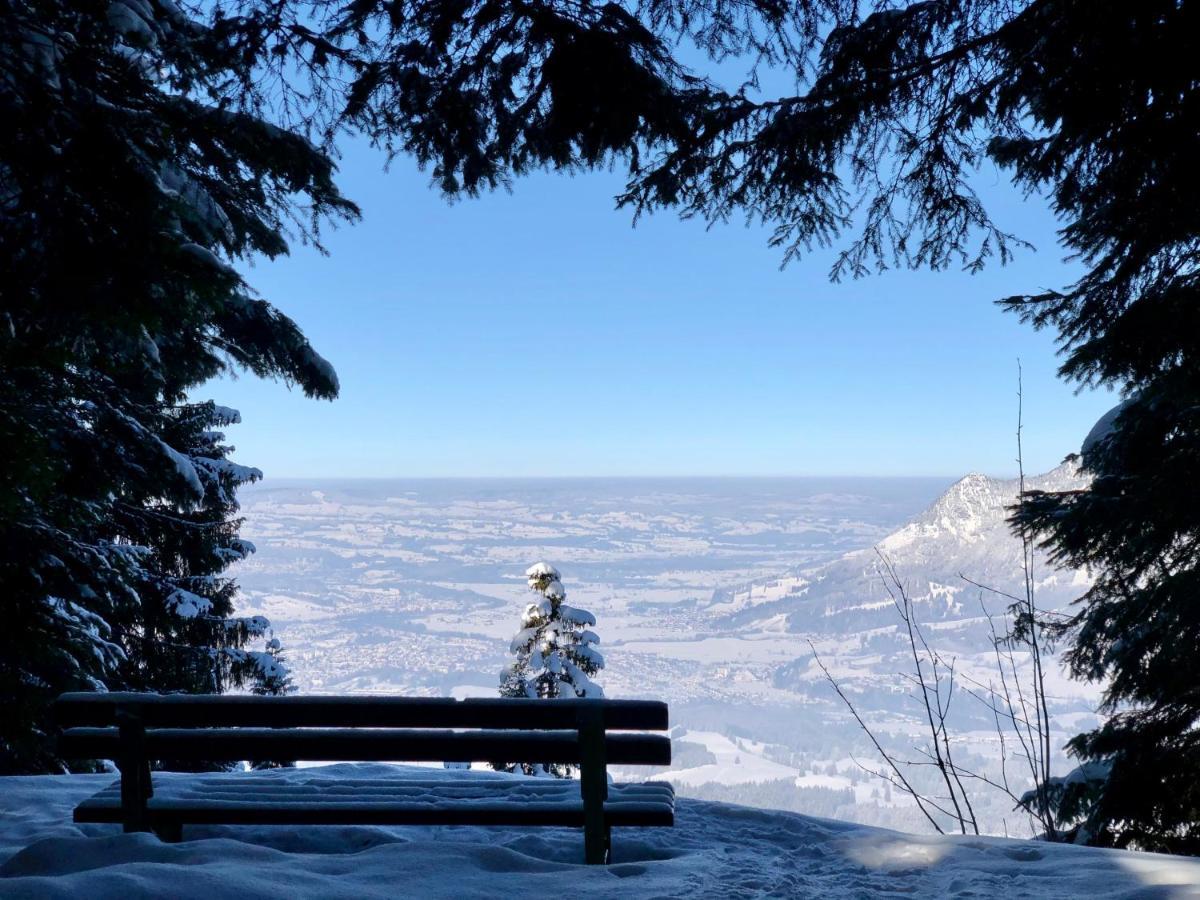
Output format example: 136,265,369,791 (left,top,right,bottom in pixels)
55,693,673,864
